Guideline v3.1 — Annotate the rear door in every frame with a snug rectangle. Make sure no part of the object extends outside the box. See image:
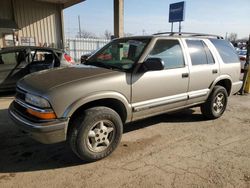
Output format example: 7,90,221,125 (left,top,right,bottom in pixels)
185,39,219,104
0,51,28,91
29,50,55,72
